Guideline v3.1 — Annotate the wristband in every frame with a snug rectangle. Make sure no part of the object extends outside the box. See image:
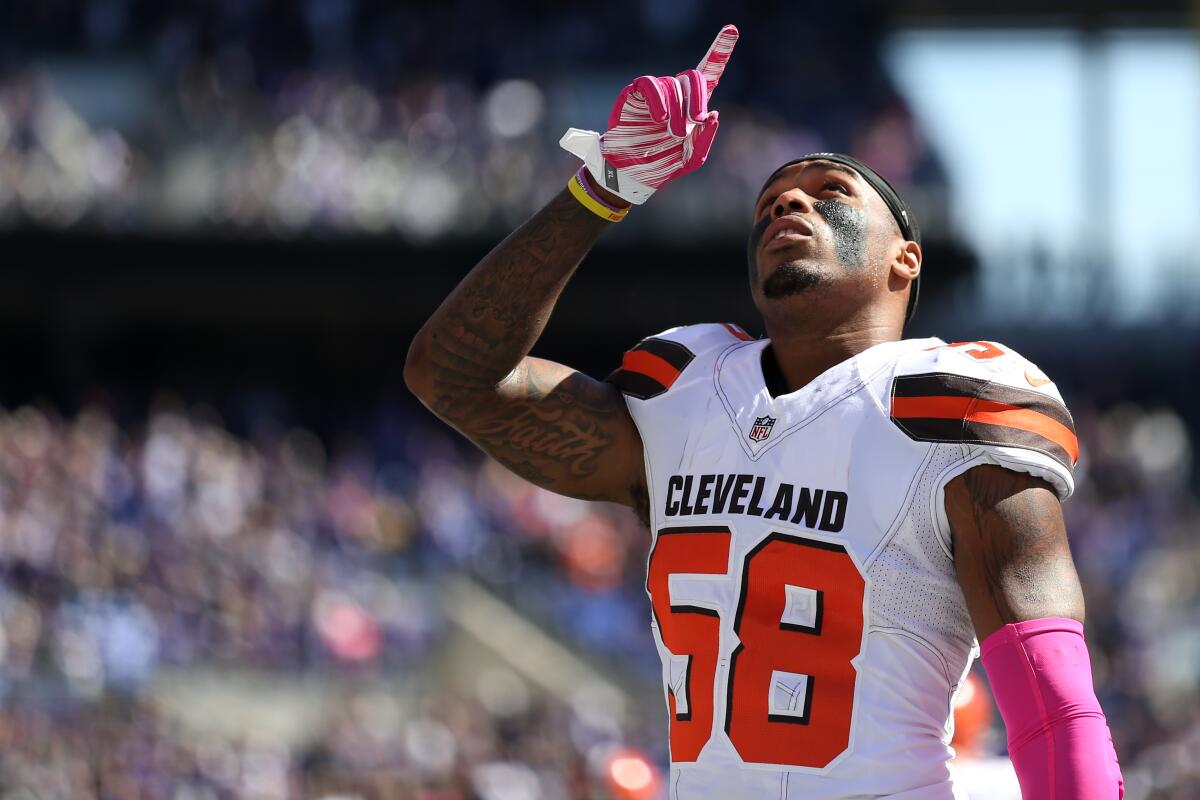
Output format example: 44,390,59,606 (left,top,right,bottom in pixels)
575,166,631,214
567,167,629,222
